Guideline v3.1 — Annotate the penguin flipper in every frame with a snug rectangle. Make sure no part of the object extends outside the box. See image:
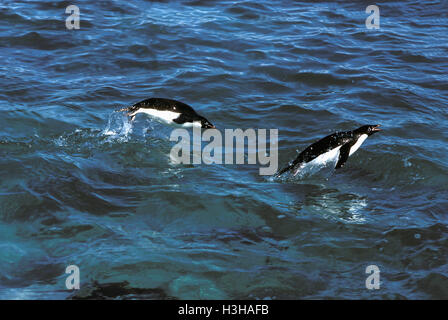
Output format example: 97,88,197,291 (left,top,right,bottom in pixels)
335,143,351,169
173,114,190,125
